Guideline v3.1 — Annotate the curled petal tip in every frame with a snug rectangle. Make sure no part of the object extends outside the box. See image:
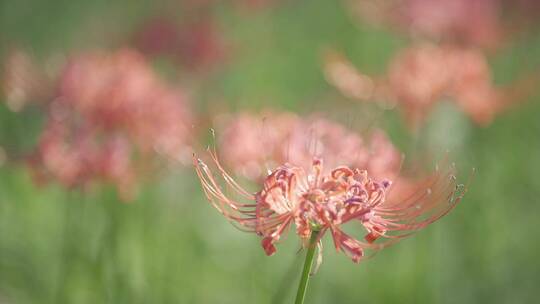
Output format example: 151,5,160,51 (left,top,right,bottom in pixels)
364,232,379,244
262,237,277,256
